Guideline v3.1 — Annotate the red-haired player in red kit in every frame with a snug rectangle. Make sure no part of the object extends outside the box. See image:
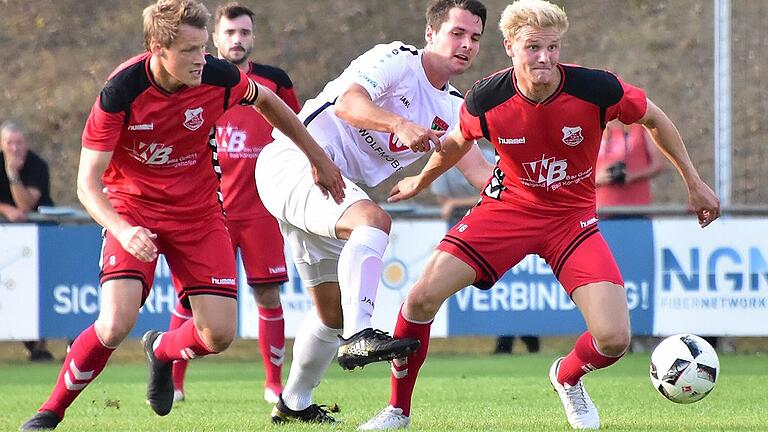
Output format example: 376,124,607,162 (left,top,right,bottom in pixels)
167,2,301,406
360,0,720,430
20,0,344,430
